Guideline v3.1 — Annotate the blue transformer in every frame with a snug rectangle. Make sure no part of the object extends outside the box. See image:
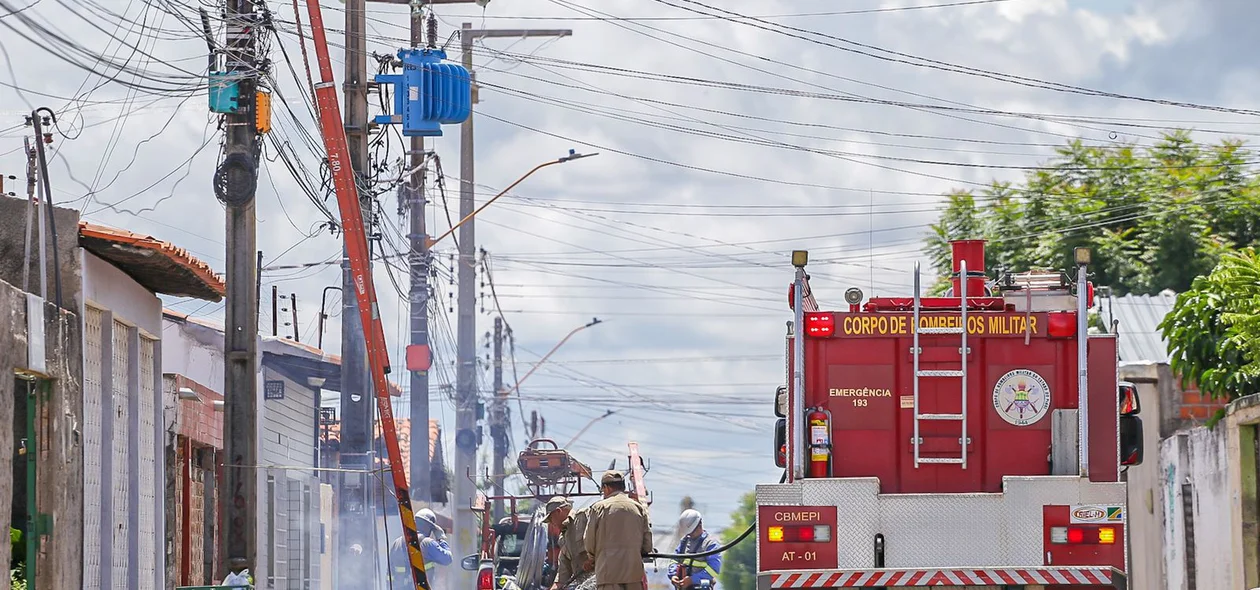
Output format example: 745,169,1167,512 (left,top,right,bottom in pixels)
373,48,471,137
